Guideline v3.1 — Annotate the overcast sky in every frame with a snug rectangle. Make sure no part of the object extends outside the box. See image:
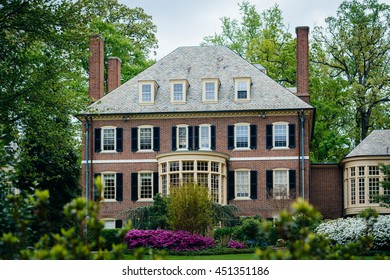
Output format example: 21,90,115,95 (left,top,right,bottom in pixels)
121,0,390,59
